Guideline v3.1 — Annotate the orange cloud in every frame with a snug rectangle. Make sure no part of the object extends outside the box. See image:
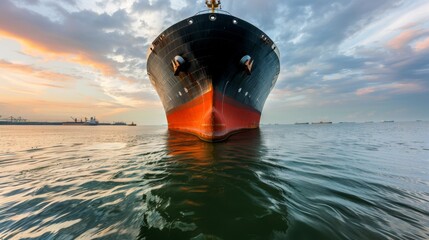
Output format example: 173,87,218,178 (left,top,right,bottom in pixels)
70,52,117,76
0,0,146,89
387,30,420,49
356,83,423,96
0,60,75,83
415,37,429,52
356,87,376,96
0,29,118,77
